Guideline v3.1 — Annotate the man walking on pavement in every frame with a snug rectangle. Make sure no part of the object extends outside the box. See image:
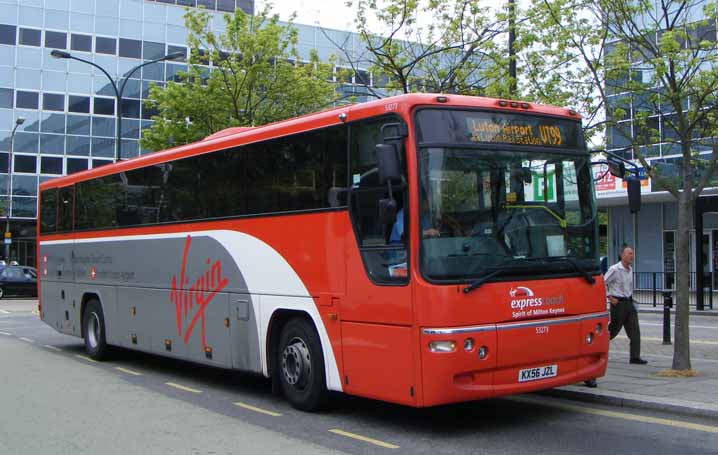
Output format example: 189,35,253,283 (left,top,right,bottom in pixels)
605,244,647,365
